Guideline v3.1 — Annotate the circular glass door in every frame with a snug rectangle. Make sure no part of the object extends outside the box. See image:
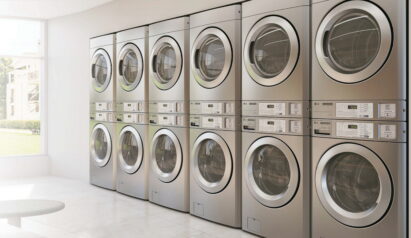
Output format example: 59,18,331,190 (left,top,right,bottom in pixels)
151,129,182,183
244,137,299,207
244,16,299,86
191,28,232,89
316,143,392,227
91,49,112,92
150,37,182,90
118,126,143,174
118,43,143,92
90,124,112,167
315,1,392,83
192,133,232,194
